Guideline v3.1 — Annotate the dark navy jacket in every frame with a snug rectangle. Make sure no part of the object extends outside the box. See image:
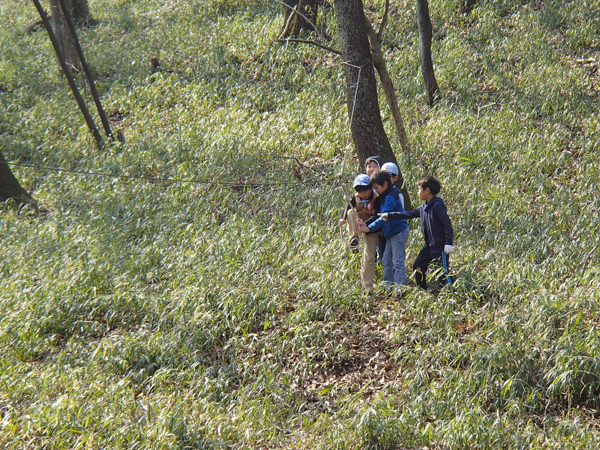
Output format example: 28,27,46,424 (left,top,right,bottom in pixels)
388,196,453,253
367,187,408,238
